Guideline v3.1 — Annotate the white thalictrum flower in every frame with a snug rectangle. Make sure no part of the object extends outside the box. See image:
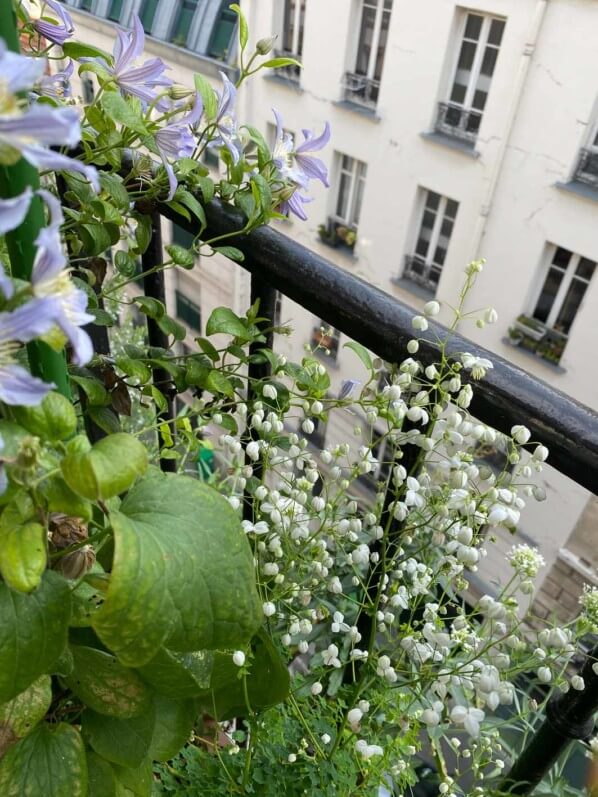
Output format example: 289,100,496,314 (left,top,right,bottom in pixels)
263,383,278,400
322,644,341,668
412,315,428,331
311,681,323,696
511,425,531,445
424,300,441,317
355,740,384,759
461,353,493,380
232,651,245,667
263,601,276,617
507,544,545,578
450,705,485,737
347,708,363,729
571,675,585,691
